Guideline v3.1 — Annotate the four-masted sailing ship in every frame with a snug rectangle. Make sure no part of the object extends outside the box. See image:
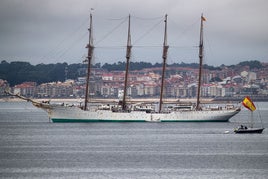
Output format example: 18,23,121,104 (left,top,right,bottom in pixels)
9,14,241,122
